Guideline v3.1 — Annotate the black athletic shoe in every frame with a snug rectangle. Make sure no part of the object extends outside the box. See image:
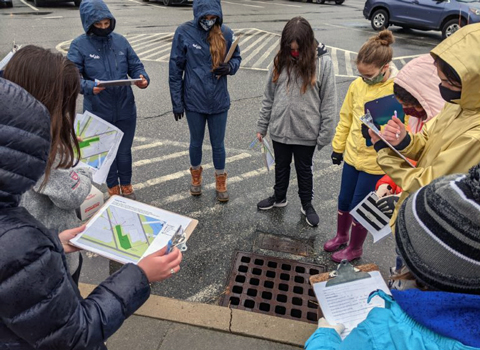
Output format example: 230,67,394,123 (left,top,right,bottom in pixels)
257,196,288,210
301,203,319,227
